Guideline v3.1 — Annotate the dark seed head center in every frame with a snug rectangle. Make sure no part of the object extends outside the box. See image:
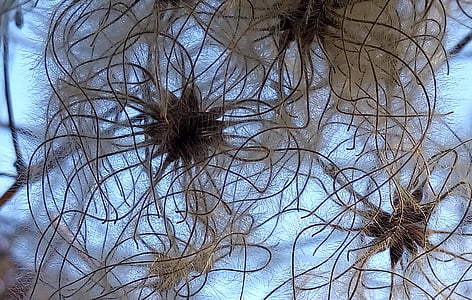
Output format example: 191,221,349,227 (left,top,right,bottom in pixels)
143,94,224,164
